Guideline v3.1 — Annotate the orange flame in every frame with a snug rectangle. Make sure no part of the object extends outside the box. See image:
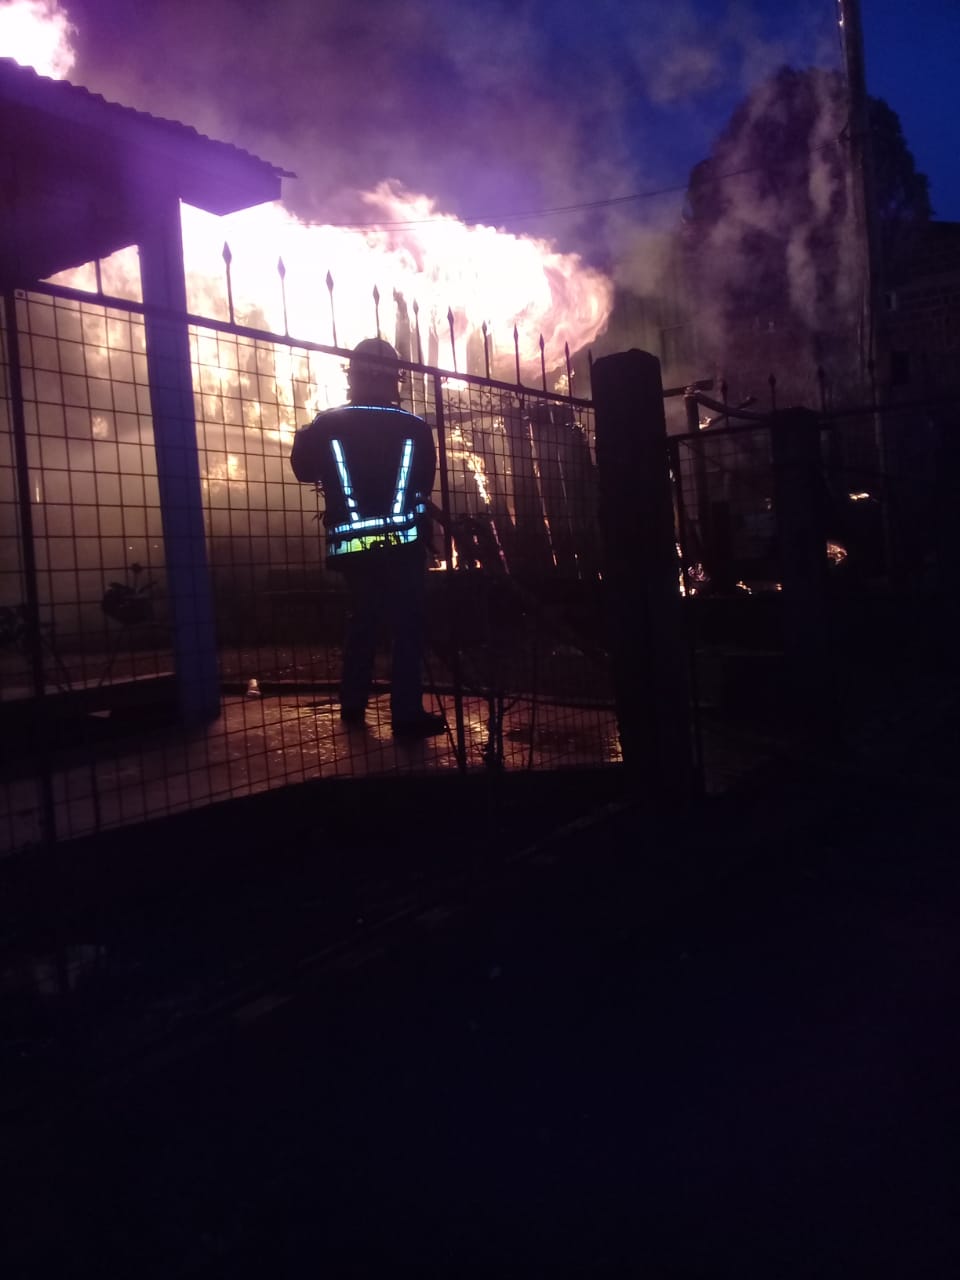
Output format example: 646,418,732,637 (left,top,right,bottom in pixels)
179,190,612,379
